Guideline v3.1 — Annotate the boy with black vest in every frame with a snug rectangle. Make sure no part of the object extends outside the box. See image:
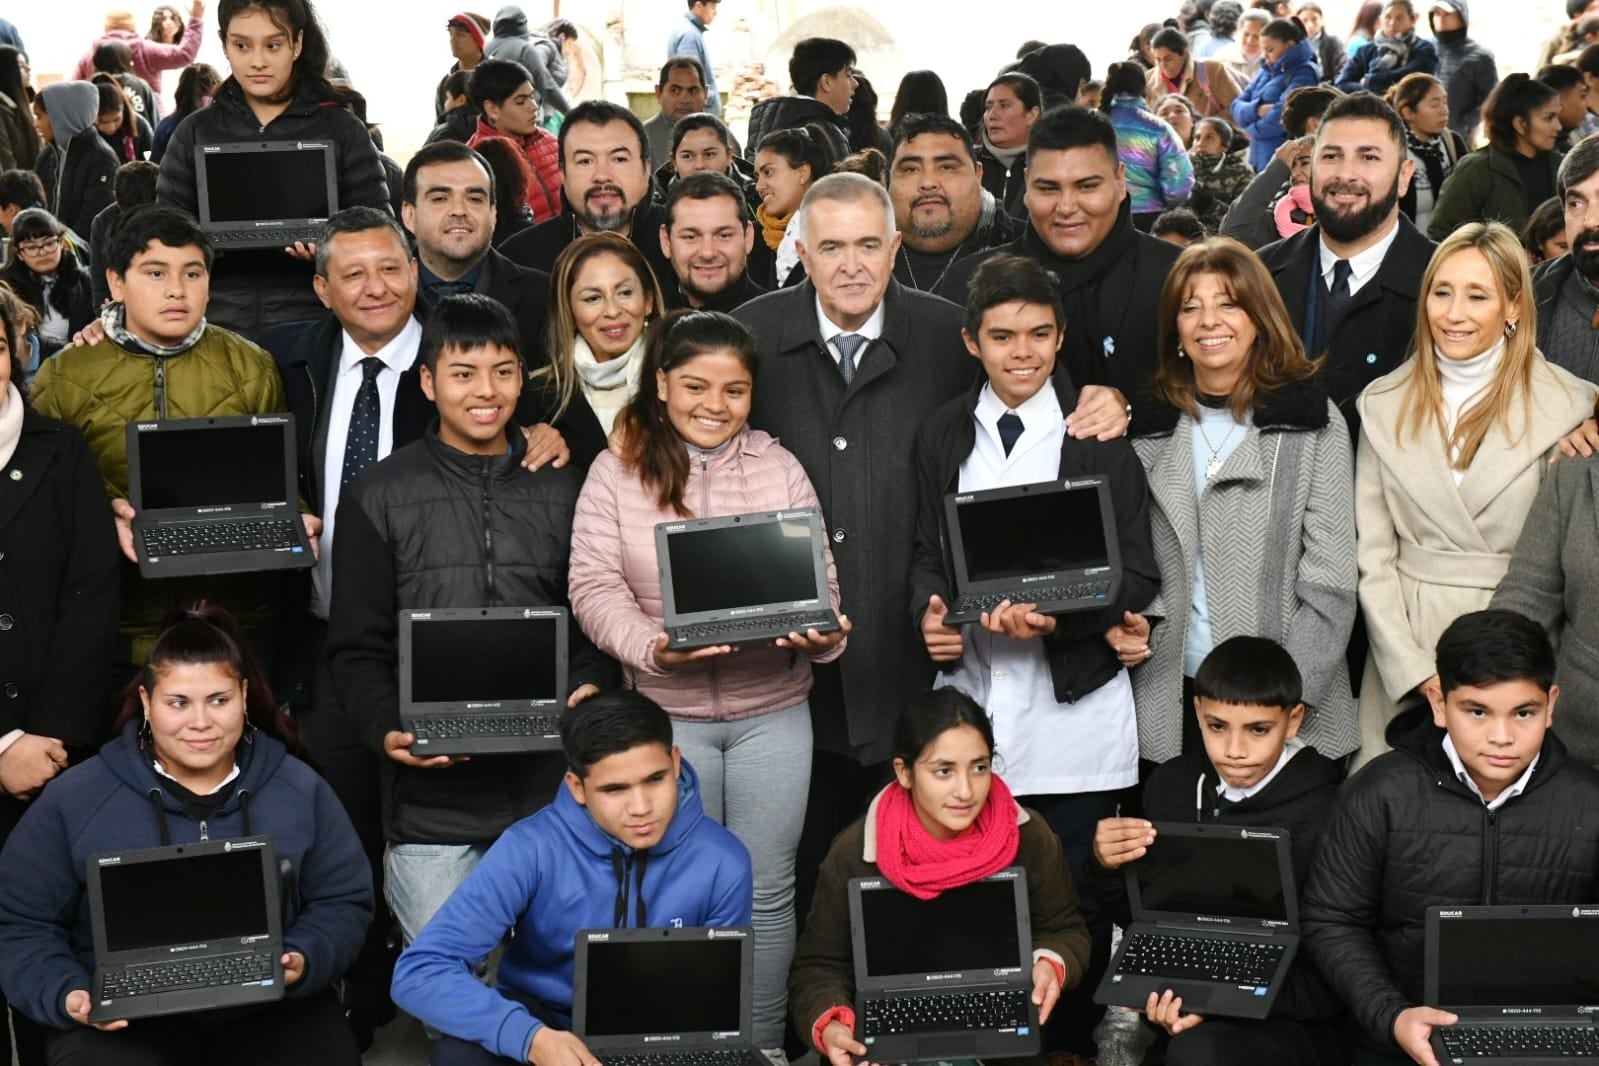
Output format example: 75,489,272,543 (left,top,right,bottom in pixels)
327,293,615,948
